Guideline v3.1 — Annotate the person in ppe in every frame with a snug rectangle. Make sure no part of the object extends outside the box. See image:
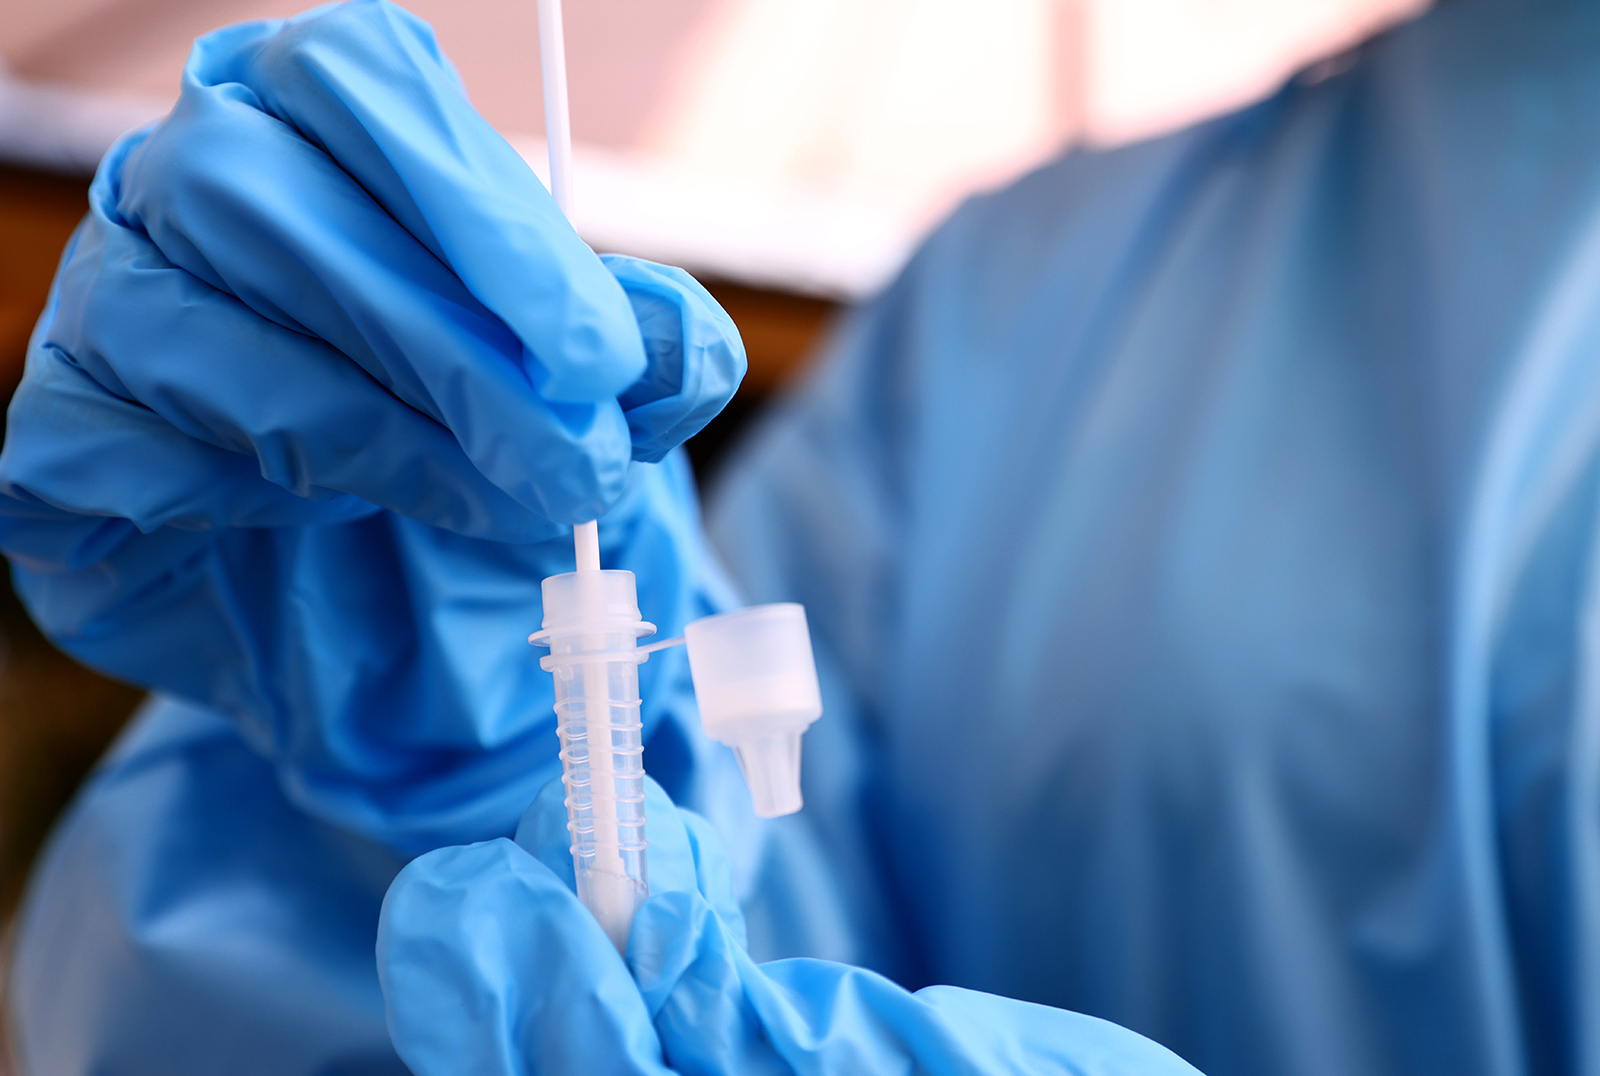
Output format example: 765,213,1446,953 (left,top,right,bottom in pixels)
0,3,1197,1074
5,0,1598,1073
